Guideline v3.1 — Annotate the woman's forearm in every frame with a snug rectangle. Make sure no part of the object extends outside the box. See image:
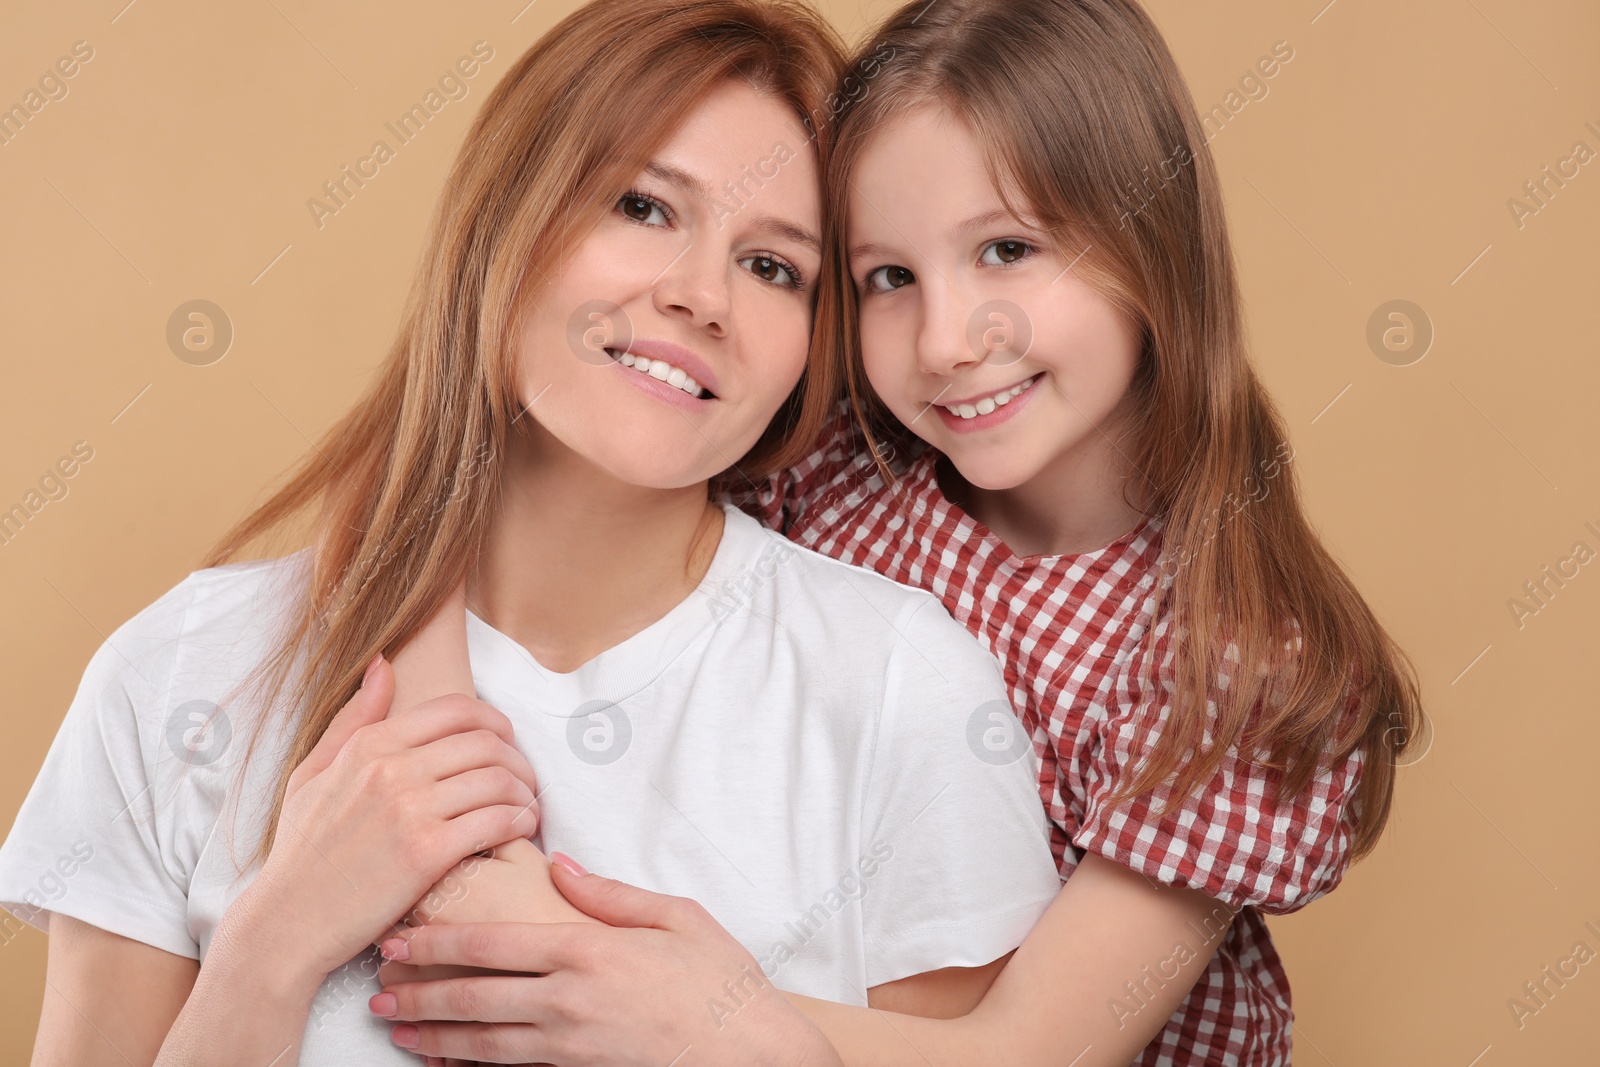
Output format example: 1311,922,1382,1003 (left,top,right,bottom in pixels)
154,883,329,1067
